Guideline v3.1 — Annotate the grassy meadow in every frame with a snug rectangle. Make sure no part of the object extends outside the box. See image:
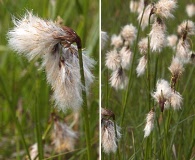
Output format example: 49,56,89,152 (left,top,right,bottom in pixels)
101,0,195,160
0,0,99,159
